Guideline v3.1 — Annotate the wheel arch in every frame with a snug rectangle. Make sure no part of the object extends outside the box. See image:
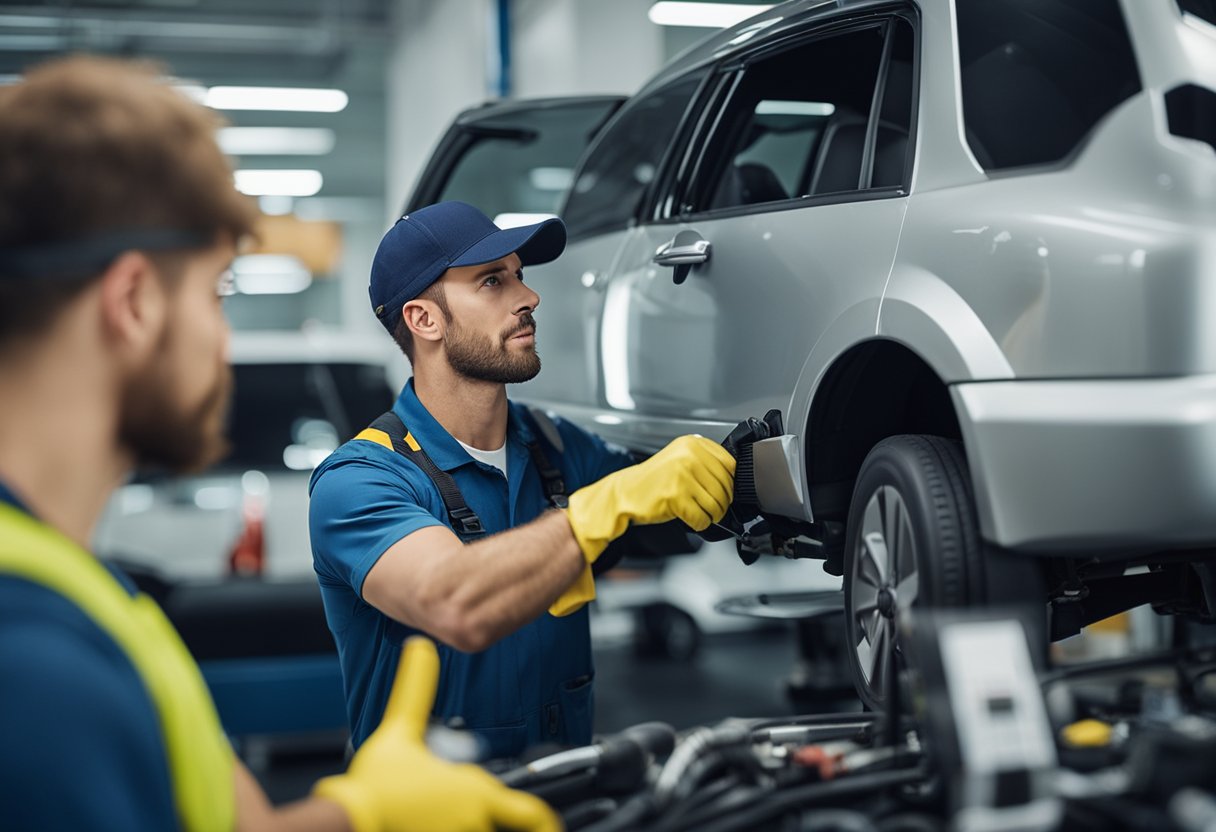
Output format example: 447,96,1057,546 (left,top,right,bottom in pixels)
804,339,964,522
